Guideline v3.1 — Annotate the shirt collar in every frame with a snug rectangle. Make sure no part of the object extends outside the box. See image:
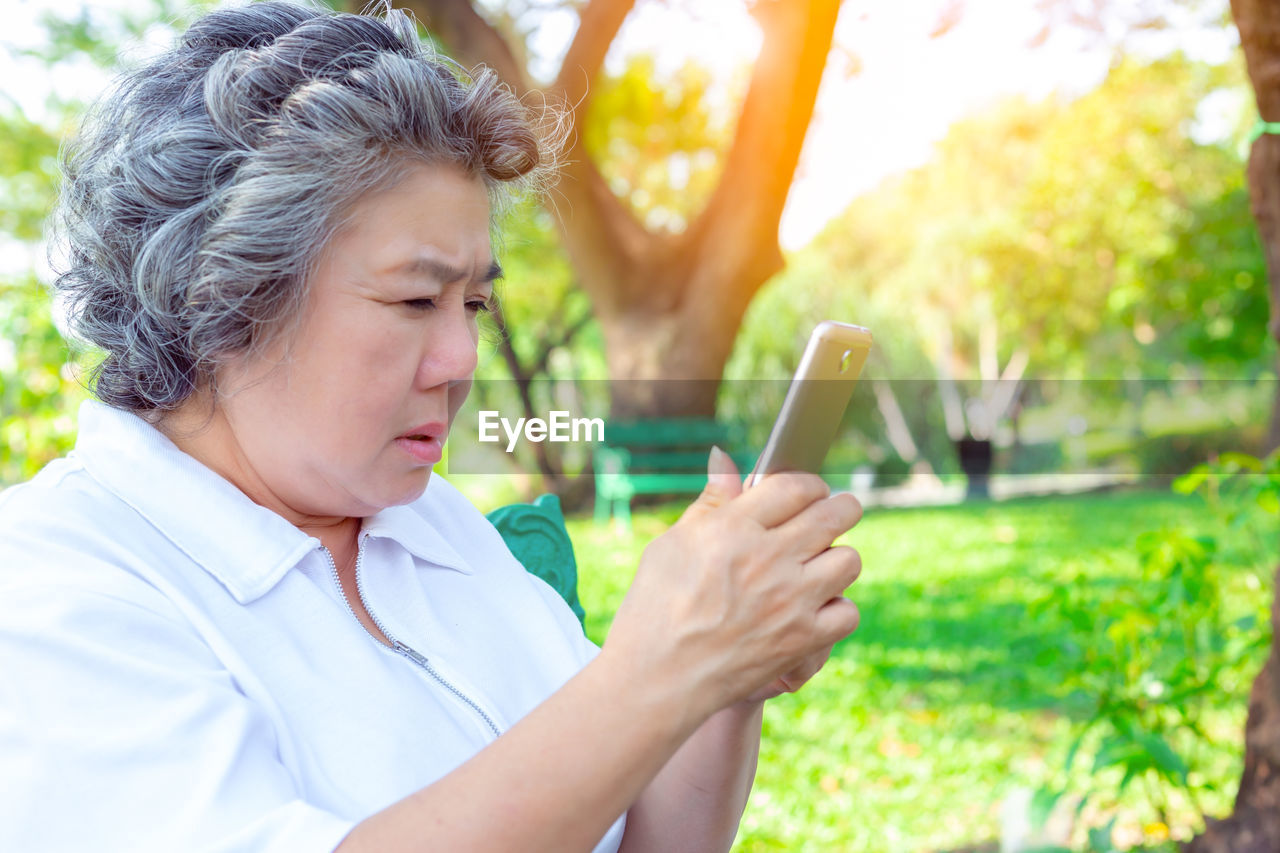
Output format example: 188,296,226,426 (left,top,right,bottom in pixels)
74,400,471,605
361,503,472,576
